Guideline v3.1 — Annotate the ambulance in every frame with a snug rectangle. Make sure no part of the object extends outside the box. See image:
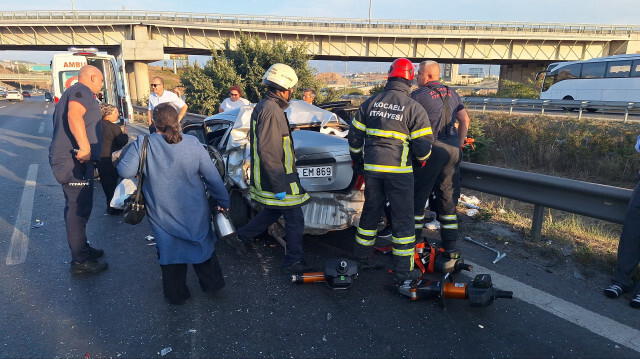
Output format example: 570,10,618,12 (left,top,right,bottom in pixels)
51,48,133,123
